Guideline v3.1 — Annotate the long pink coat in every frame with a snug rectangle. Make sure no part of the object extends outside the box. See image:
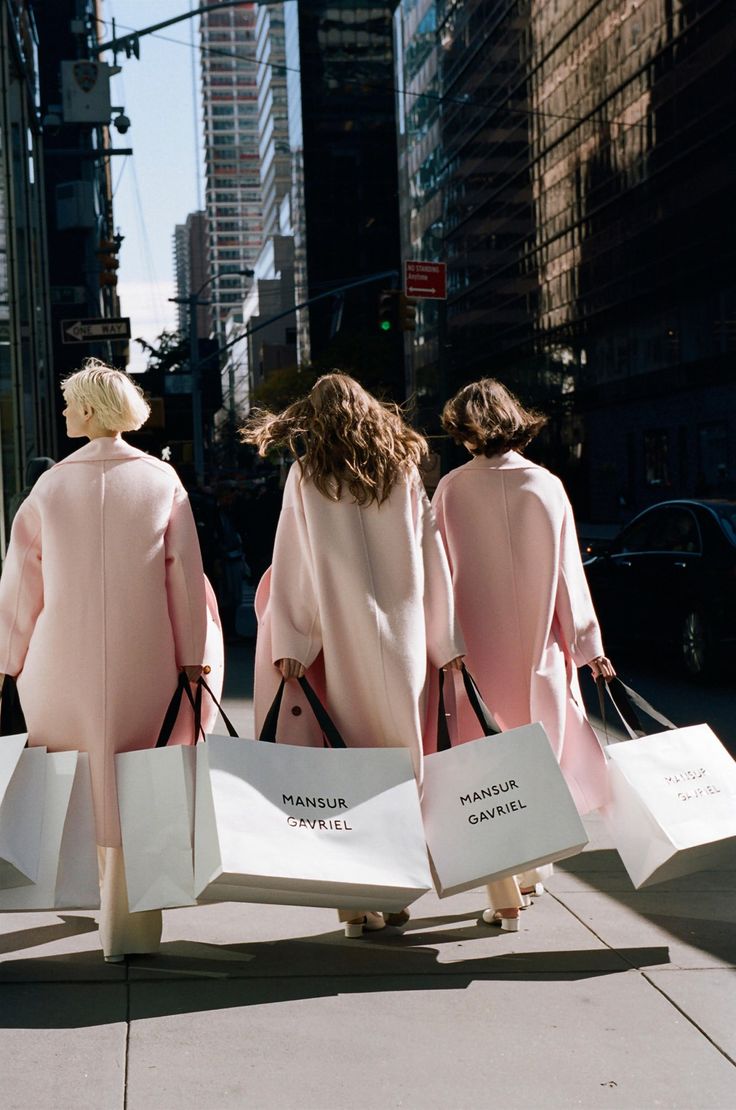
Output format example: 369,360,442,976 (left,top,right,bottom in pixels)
431,451,608,814
0,437,223,846
254,462,464,775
